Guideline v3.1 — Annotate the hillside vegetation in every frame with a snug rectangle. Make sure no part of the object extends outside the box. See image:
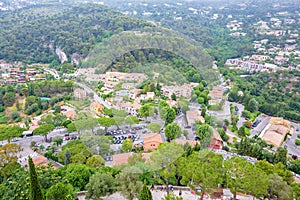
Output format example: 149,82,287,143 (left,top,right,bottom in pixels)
0,3,152,64
82,28,219,84
226,70,300,121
